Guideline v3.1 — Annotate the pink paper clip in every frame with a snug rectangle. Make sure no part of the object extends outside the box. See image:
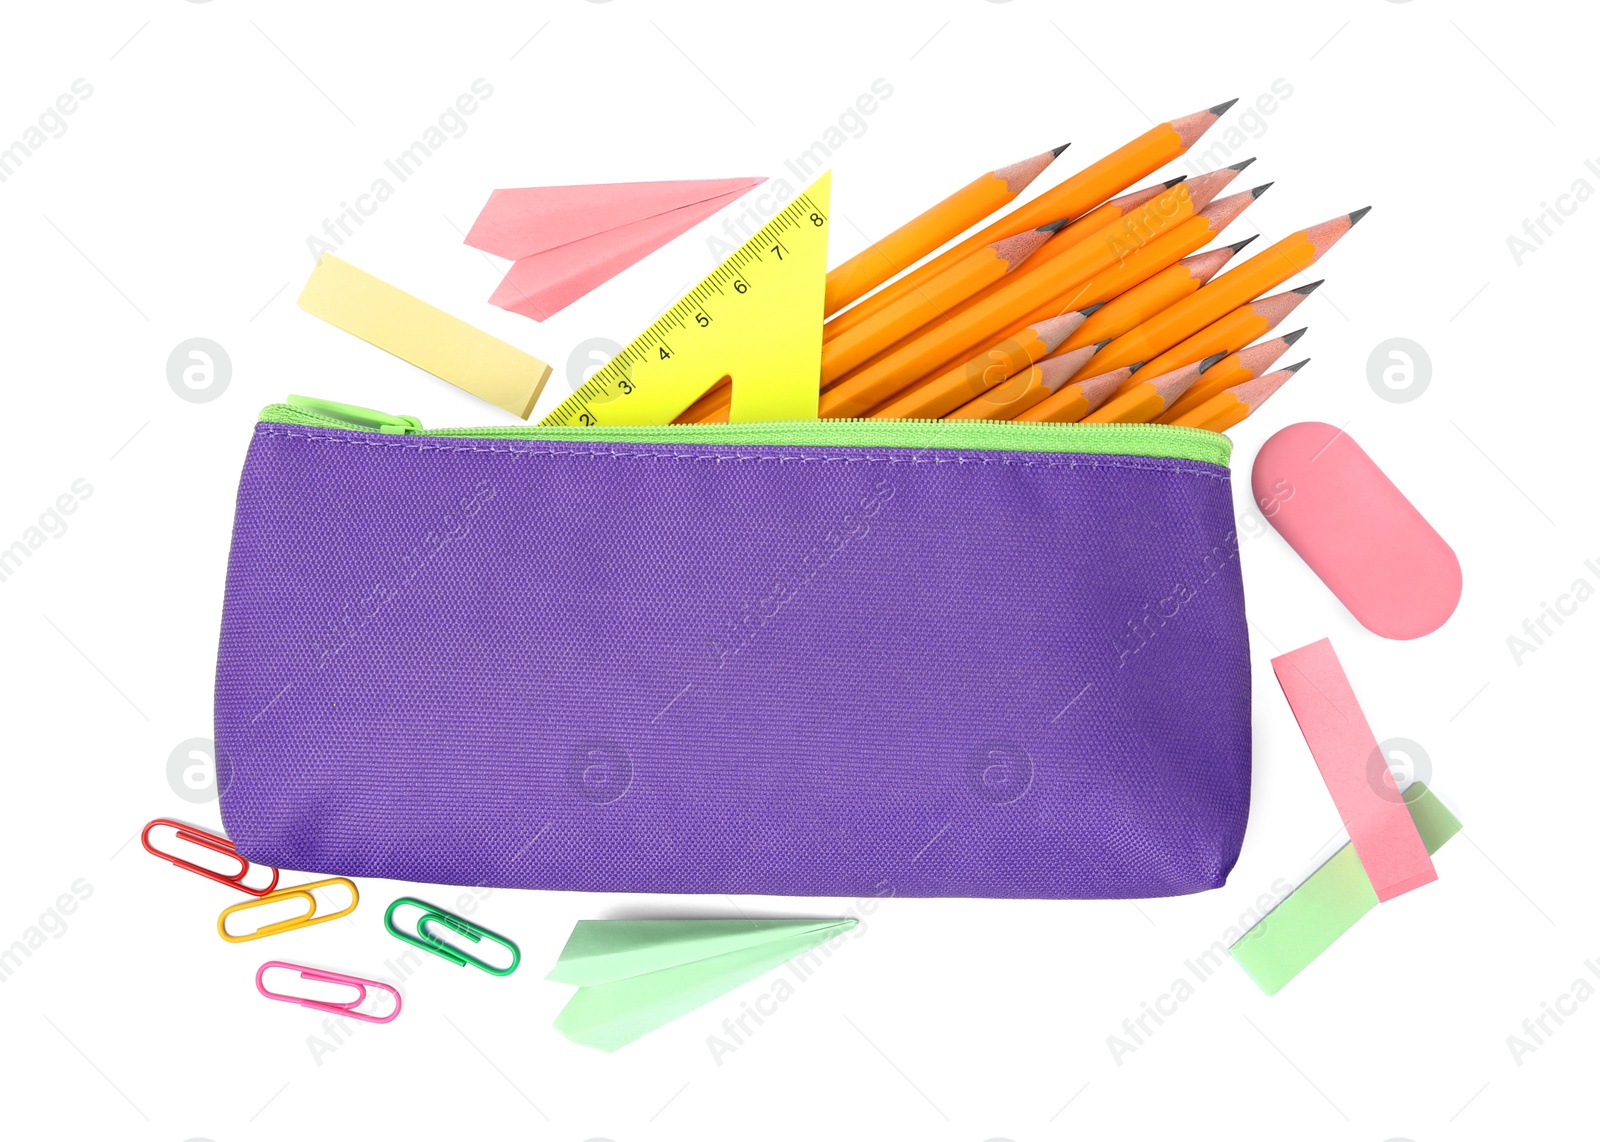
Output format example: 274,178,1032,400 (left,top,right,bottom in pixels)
255,961,402,1024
